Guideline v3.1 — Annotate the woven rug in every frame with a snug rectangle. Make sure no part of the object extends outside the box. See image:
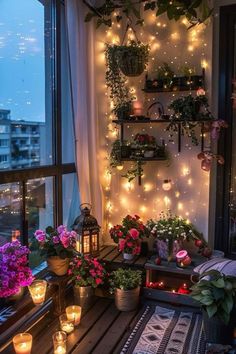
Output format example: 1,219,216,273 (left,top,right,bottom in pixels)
120,305,205,354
